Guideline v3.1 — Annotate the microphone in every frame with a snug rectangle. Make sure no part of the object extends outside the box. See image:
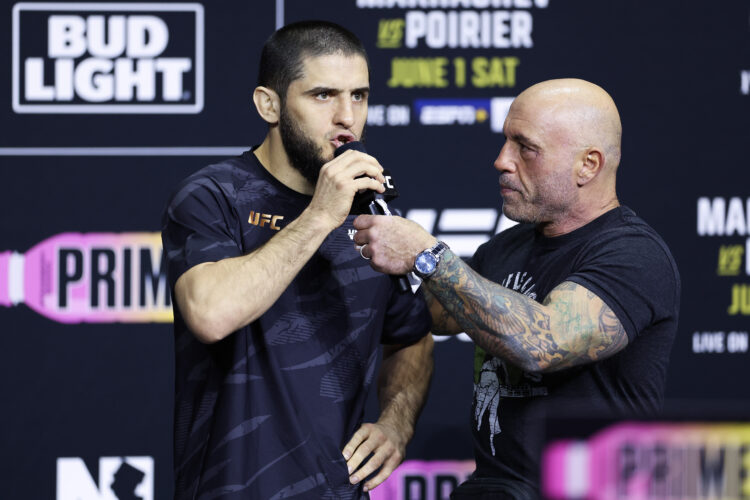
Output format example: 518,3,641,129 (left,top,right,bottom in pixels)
334,141,399,215
334,141,411,293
